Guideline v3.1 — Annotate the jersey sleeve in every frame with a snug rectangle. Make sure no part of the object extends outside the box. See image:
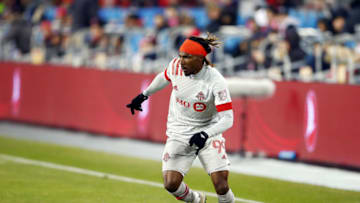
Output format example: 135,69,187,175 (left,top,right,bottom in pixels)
164,57,181,82
213,77,232,112
164,67,171,82
142,58,179,96
142,72,170,96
